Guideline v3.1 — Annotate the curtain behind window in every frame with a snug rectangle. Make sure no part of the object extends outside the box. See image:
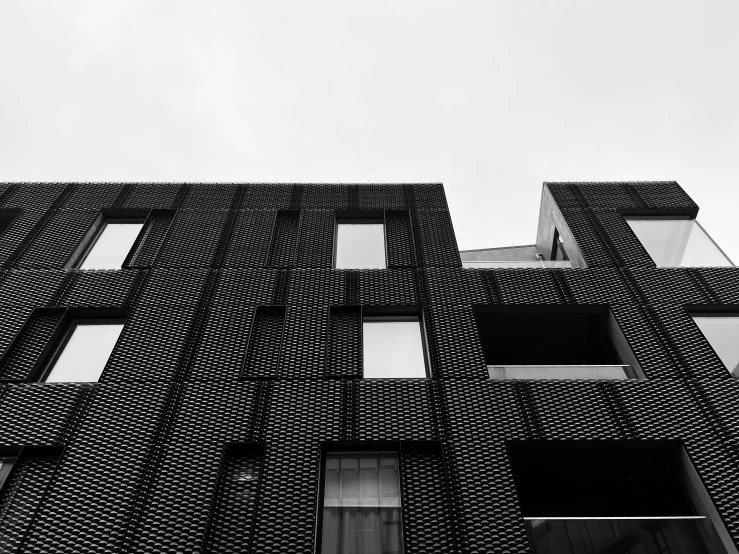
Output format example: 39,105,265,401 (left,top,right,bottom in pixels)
321,453,404,554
